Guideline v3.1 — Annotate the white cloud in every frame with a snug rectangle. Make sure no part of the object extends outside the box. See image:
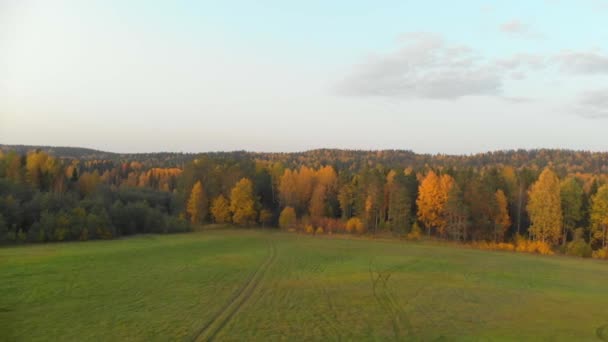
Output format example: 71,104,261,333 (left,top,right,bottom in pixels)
555,50,608,74
573,89,608,118
336,33,502,99
500,20,544,40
